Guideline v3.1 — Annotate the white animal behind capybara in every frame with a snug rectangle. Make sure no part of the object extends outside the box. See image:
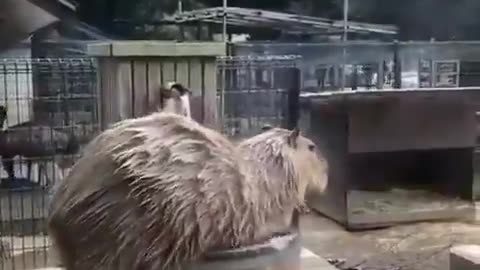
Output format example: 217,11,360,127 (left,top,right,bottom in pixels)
47,112,328,270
